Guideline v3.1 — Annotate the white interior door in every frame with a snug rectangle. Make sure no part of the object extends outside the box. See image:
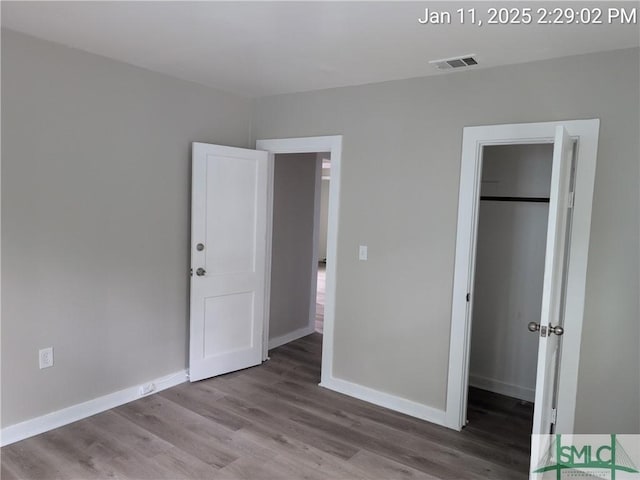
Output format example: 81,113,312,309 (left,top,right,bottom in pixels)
189,142,268,382
530,127,574,456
